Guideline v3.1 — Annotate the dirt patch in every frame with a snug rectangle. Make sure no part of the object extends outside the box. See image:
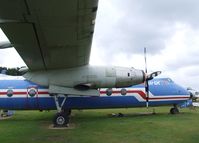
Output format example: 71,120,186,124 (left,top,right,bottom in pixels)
48,123,75,130
0,116,13,120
